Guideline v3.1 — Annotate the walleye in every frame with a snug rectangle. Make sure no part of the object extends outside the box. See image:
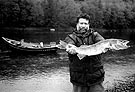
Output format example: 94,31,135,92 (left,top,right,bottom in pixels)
58,39,130,60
